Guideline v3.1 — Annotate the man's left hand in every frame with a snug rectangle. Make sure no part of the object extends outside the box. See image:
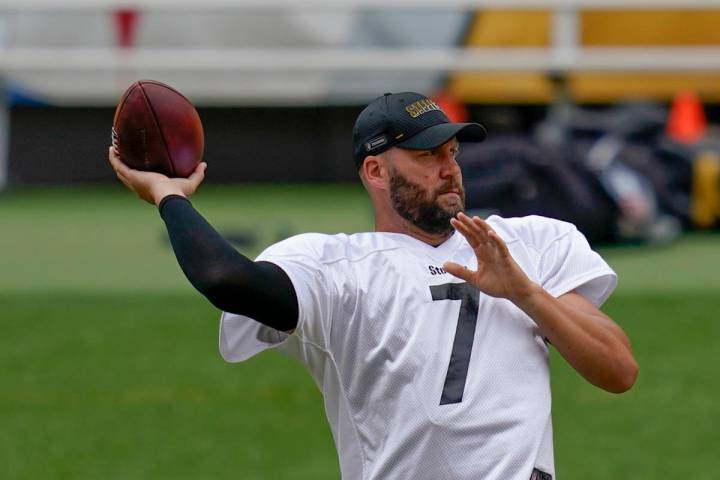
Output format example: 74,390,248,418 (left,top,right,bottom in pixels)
443,212,539,304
